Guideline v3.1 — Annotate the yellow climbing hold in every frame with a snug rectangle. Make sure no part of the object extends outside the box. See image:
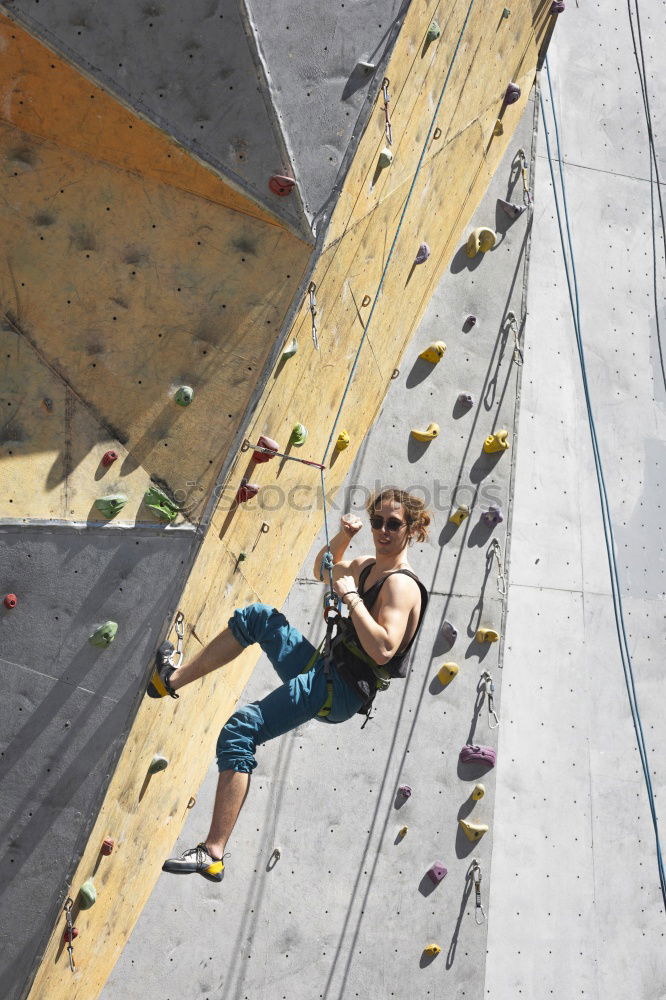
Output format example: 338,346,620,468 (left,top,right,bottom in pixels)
476,628,500,643
437,662,459,686
424,944,441,957
493,118,504,136
411,423,439,442
449,505,470,526
419,341,446,364
378,147,393,168
398,826,408,838
335,431,350,451
483,429,509,453
472,783,486,801
459,819,489,841
466,227,497,259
